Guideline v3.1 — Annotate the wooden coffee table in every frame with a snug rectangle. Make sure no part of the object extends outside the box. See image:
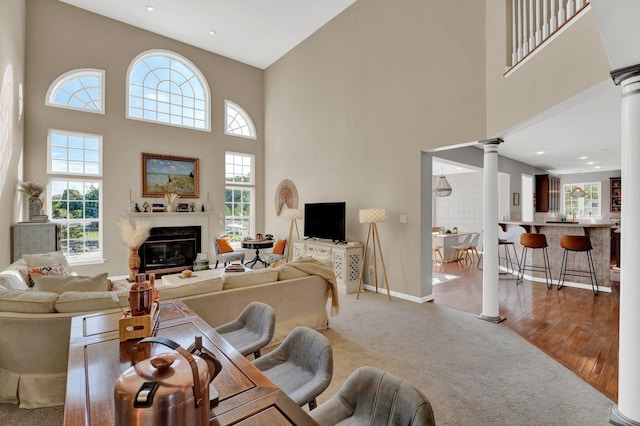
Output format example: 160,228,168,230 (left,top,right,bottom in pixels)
63,299,317,425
